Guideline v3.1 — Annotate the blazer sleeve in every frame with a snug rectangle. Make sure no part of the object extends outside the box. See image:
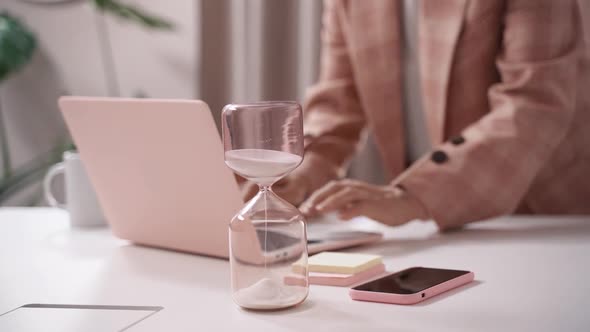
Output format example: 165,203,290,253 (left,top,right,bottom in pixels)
297,0,366,192
393,0,583,229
